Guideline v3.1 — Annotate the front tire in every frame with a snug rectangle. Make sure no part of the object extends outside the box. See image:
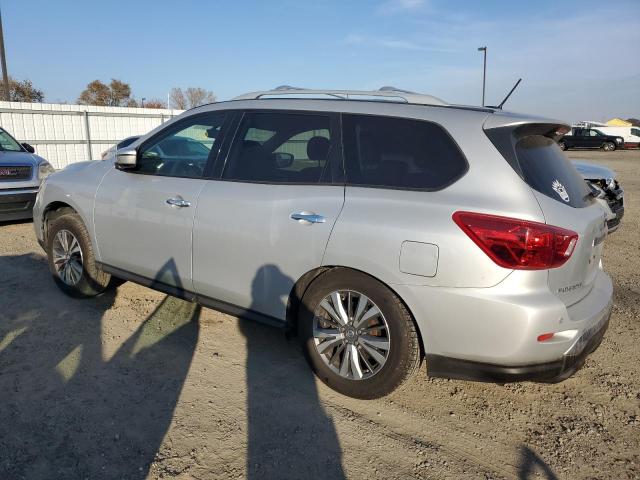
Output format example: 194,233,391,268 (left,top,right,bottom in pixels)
602,141,616,151
300,269,421,399
46,212,111,298
558,141,567,151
